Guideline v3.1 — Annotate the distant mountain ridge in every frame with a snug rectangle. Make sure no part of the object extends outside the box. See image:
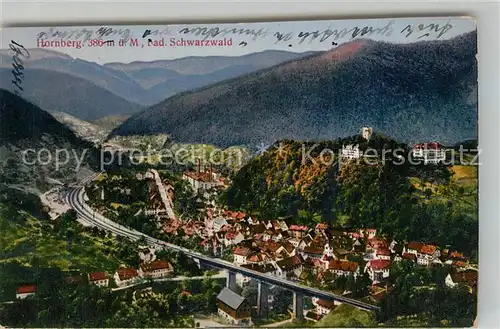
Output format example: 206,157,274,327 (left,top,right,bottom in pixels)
0,48,317,108
0,68,143,121
111,31,477,147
